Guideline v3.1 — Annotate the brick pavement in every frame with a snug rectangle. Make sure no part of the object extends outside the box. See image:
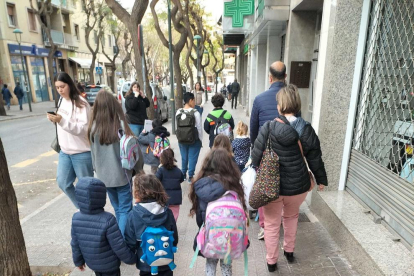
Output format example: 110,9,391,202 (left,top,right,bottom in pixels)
24,96,359,276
